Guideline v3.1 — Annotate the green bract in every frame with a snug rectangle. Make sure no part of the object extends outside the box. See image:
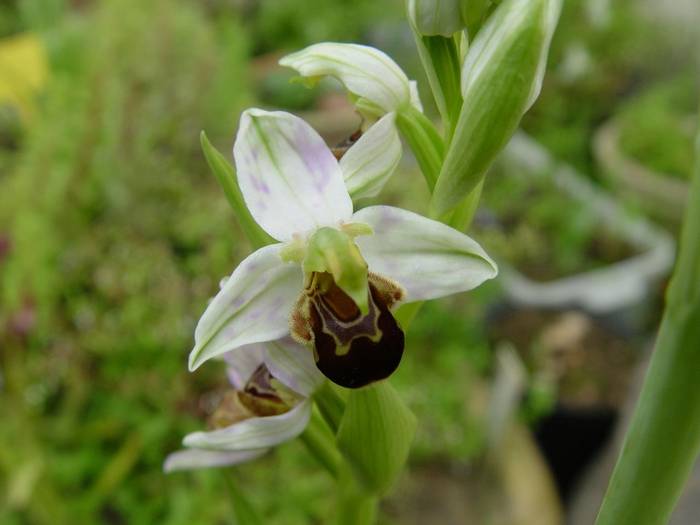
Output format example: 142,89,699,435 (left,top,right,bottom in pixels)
431,0,562,216
337,382,417,495
200,131,274,249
